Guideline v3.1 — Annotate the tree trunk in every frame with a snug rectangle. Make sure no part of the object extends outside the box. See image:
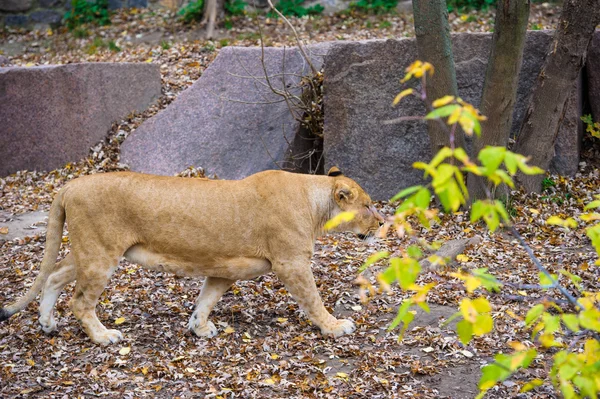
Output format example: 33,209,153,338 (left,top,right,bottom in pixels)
512,0,600,192
468,0,530,201
201,0,224,39
412,0,466,153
